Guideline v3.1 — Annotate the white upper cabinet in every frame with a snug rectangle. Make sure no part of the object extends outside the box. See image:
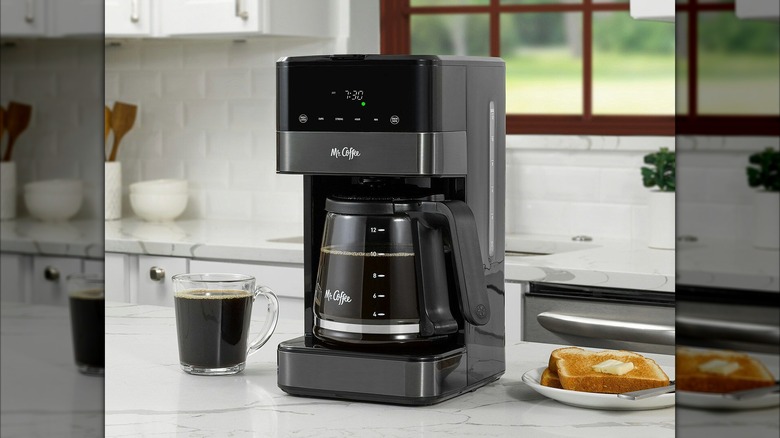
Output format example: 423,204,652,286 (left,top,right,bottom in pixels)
630,0,674,22
105,0,152,36
103,0,340,38
160,0,262,36
0,0,47,37
0,0,102,37
50,0,103,36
